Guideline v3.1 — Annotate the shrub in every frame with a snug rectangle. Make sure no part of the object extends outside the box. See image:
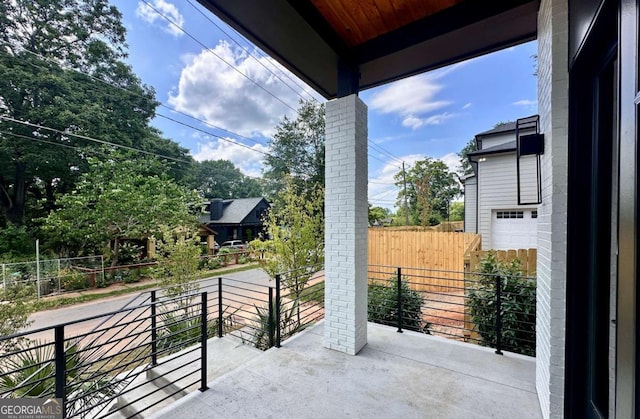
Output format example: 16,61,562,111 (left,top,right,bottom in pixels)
0,339,116,415
467,252,536,356
61,270,91,291
368,278,428,333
